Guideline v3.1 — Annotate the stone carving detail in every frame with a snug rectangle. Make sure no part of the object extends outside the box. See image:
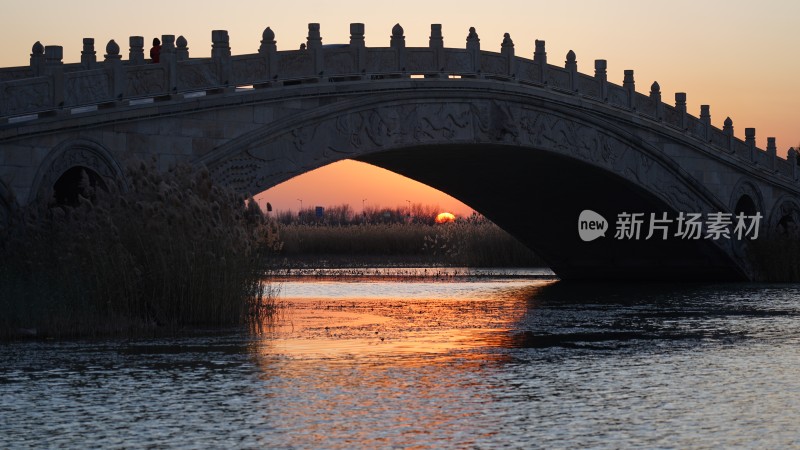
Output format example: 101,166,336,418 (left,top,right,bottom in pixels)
323,50,355,75
576,74,599,98
709,129,727,149
637,95,657,118
178,62,217,90
515,60,541,84
663,107,680,128
0,68,35,82
210,99,709,218
730,179,763,213
277,51,313,78
546,68,570,90
732,140,749,160
3,80,51,114
770,197,800,234
231,57,266,84
36,141,122,202
481,54,506,75
365,49,396,73
443,50,472,73
607,85,628,108
689,117,705,140
406,50,435,72
126,66,166,96
65,71,109,106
